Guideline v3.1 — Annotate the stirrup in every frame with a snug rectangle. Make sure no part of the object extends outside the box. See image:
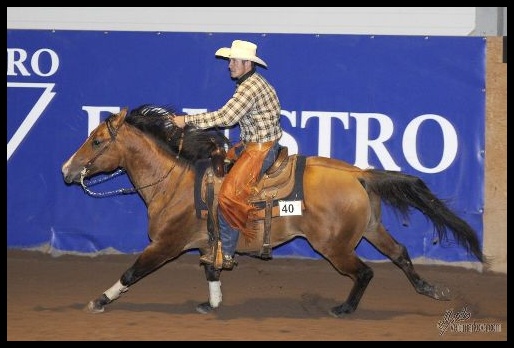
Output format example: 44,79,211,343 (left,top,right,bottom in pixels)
199,242,219,266
199,252,237,270
199,252,215,265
